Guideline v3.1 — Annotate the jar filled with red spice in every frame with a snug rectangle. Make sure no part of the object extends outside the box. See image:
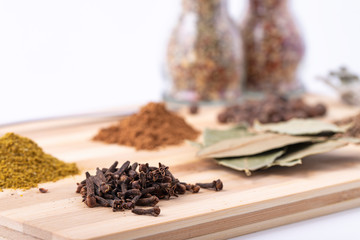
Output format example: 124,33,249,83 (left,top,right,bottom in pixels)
240,0,305,93
165,0,244,103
